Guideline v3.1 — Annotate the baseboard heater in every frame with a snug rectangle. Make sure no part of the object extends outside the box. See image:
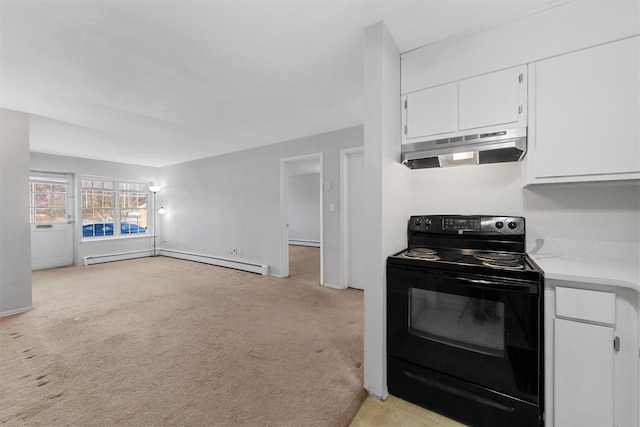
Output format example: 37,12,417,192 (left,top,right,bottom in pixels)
83,250,151,266
159,249,269,276
288,239,320,247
